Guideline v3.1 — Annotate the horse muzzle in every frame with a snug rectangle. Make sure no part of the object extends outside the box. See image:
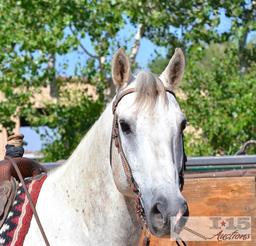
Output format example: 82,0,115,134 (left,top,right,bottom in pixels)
147,195,189,237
